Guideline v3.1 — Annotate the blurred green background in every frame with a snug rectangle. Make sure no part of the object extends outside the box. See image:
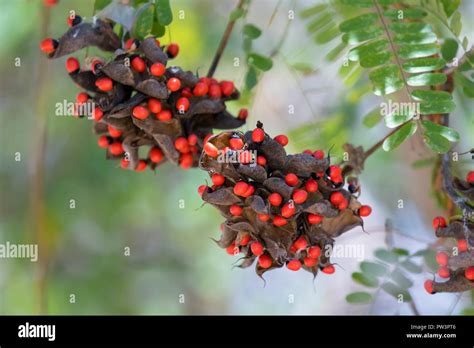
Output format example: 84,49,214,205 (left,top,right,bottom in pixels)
0,0,473,315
